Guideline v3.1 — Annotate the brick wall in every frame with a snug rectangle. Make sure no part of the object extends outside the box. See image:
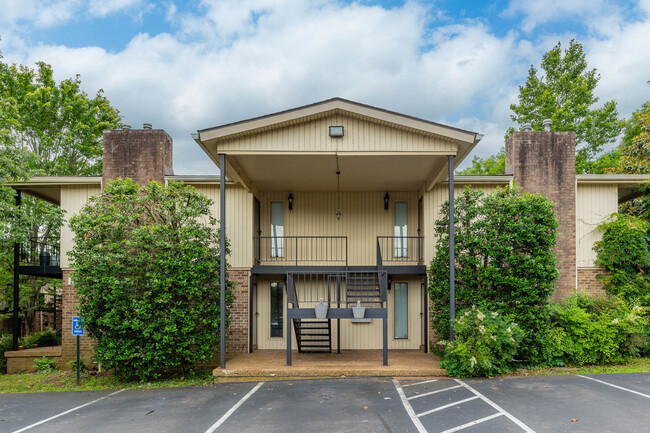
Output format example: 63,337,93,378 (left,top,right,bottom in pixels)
577,267,607,296
61,270,94,367
226,269,250,354
102,128,173,188
506,131,577,299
